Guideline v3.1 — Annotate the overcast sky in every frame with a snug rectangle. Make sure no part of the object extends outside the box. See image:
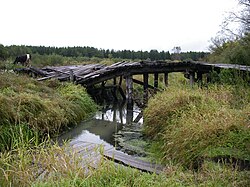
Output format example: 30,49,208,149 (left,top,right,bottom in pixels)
0,0,238,52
